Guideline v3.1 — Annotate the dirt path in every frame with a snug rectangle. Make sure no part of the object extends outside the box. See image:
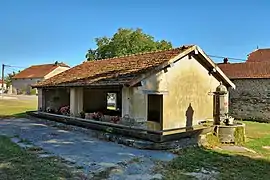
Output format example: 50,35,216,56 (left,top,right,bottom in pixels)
0,118,175,179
